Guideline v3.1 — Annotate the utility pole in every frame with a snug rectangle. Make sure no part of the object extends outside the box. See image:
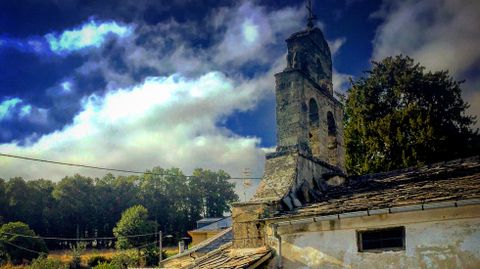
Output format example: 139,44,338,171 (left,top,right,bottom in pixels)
242,168,252,202
158,230,163,264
